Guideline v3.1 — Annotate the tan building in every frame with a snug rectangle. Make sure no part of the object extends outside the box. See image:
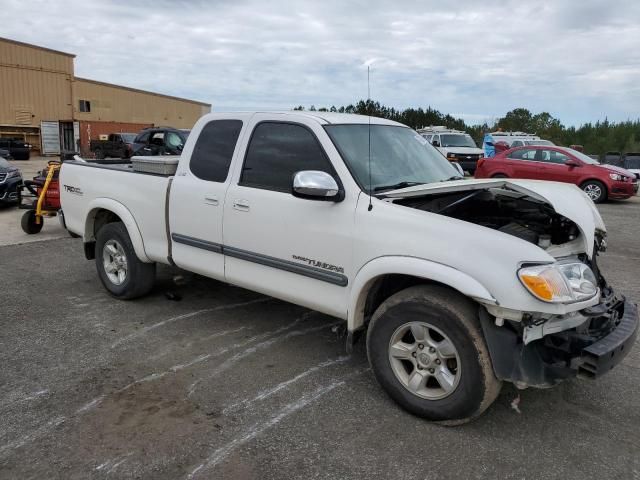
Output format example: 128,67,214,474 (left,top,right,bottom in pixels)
0,36,211,155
